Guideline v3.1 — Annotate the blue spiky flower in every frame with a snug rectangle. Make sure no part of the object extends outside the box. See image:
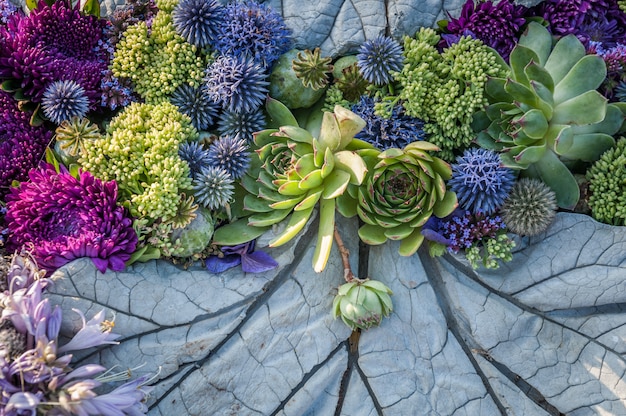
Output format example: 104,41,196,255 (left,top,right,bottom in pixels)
172,0,224,48
615,81,626,102
41,80,90,125
356,35,404,86
217,109,265,142
351,96,426,150
192,166,235,210
170,84,219,131
205,55,269,114
213,0,292,68
448,148,516,215
207,135,251,180
179,141,212,179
